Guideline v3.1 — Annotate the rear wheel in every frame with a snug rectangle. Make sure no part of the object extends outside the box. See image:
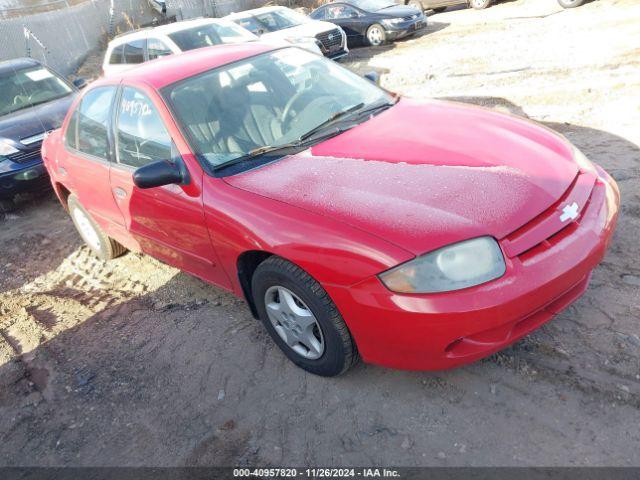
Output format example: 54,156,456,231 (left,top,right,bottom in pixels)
252,256,359,377
68,195,126,260
469,0,492,9
557,0,585,7
408,0,424,11
366,23,386,46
